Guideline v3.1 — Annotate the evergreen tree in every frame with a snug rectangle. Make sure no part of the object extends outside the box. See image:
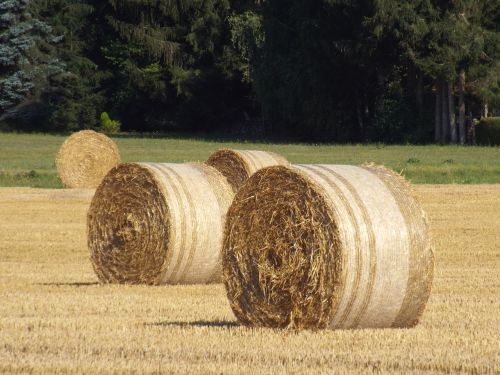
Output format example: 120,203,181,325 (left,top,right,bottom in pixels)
34,0,106,131
332,0,498,143
0,0,496,139
461,1,500,119
232,0,389,141
99,0,246,132
0,0,64,123
419,1,499,143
